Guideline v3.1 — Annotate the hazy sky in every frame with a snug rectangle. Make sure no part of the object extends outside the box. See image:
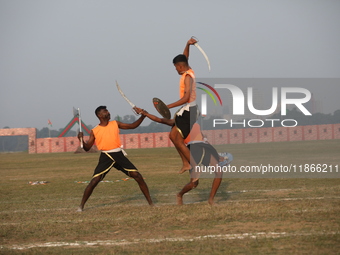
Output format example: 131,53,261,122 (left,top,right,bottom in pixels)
1,0,339,130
